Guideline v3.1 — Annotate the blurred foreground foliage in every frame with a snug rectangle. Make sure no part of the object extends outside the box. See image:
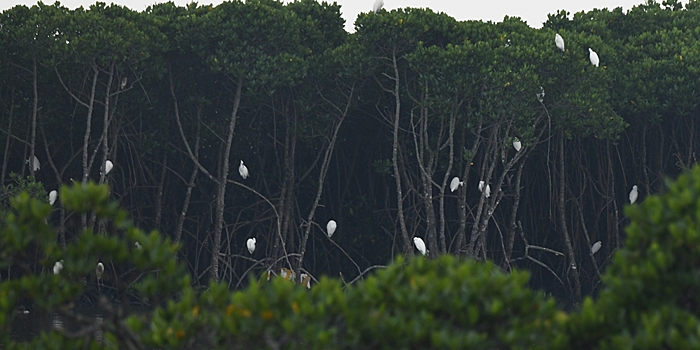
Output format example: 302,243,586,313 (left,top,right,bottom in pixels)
5,165,700,348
